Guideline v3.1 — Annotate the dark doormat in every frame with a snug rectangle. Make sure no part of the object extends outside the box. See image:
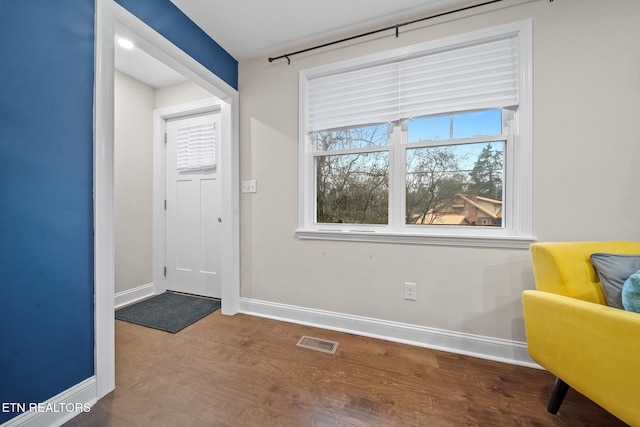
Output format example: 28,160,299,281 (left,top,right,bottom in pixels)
115,292,221,333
